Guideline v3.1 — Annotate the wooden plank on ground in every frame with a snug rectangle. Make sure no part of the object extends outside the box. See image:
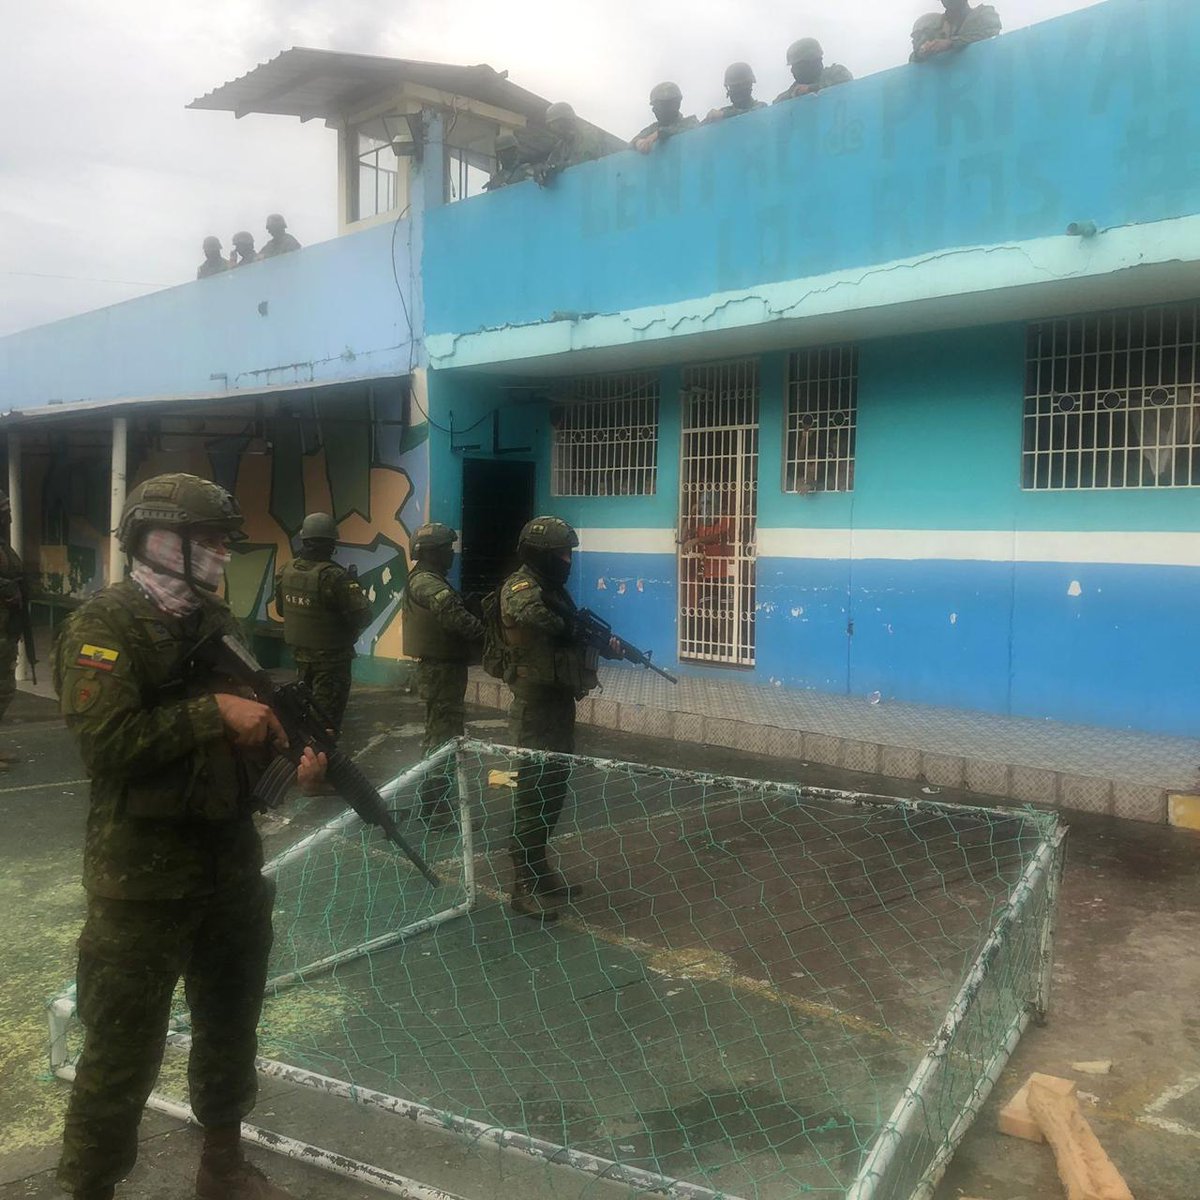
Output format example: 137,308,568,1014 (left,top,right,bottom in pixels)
1027,1075,1134,1200
1000,1072,1077,1143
